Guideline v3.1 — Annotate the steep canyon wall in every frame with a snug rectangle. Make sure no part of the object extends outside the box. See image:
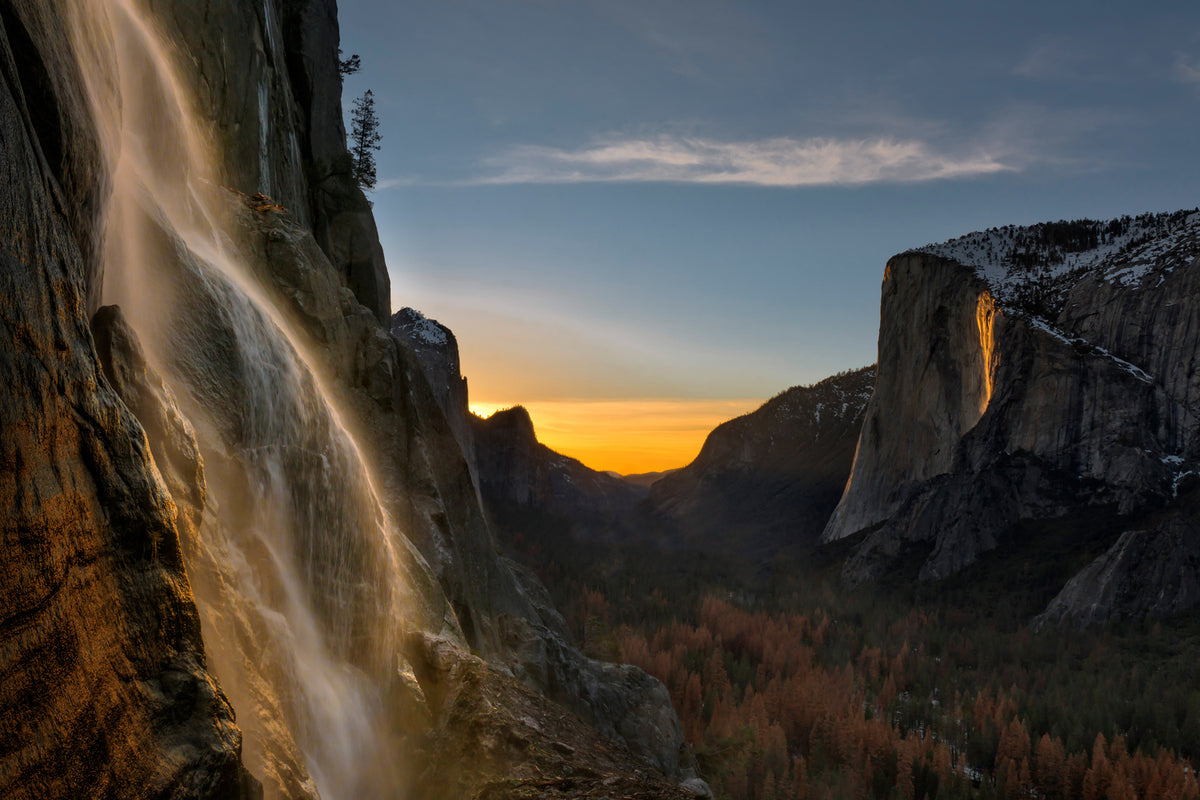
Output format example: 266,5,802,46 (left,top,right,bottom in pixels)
825,214,1200,596
0,1,696,798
